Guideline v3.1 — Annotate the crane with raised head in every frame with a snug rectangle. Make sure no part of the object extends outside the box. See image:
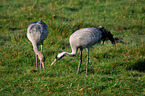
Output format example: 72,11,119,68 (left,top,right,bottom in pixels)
27,19,48,70
51,26,115,75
